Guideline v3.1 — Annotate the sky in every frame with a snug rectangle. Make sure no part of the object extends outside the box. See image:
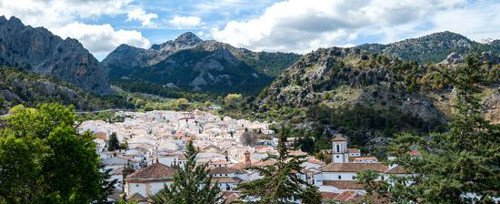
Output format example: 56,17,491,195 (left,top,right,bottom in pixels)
0,0,499,60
